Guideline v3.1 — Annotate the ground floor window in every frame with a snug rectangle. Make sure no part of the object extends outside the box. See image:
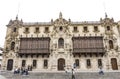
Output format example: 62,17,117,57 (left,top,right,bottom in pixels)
22,60,26,67
33,60,37,68
98,59,102,68
44,59,48,68
75,59,79,68
86,59,91,68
